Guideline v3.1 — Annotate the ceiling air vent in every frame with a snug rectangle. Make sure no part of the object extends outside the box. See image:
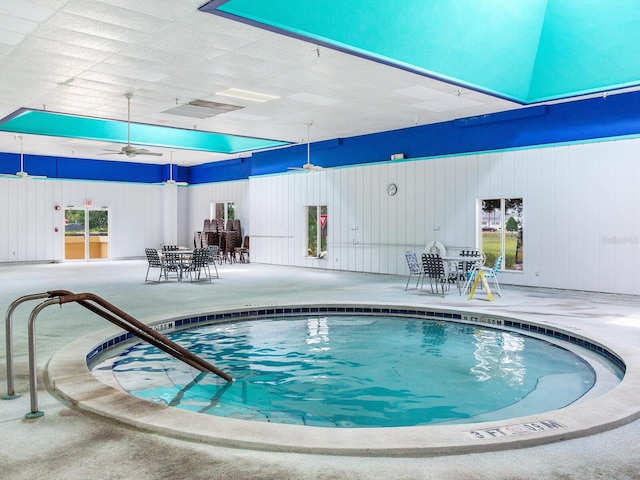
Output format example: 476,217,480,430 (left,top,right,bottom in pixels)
162,100,243,119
